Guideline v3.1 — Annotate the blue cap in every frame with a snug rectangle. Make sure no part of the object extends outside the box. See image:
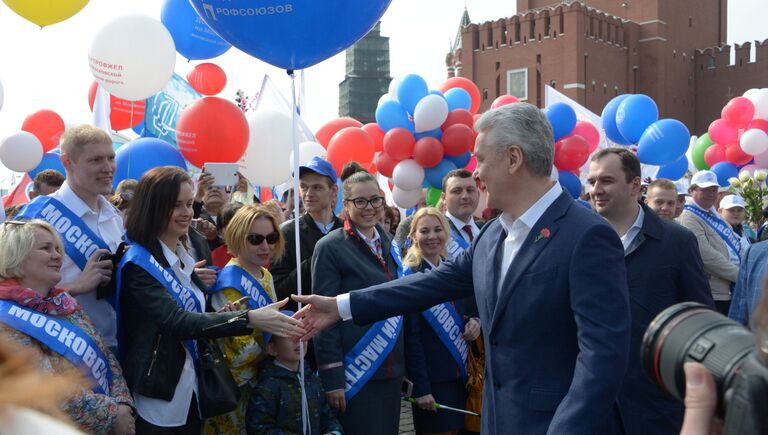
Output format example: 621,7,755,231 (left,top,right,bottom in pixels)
299,157,337,184
262,310,295,345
